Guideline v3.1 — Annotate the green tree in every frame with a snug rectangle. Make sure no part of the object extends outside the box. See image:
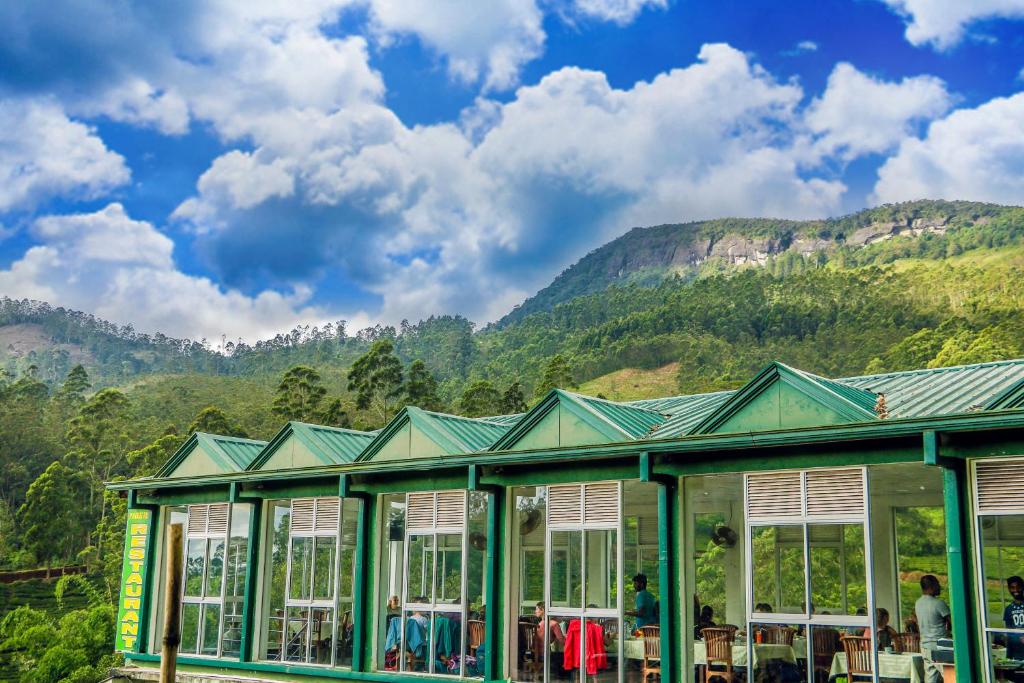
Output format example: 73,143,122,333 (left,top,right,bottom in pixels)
272,366,327,422
188,405,247,437
347,340,404,426
57,365,91,402
18,462,89,565
534,354,575,398
403,359,443,411
501,381,528,413
459,380,502,417
127,433,186,478
320,398,352,428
